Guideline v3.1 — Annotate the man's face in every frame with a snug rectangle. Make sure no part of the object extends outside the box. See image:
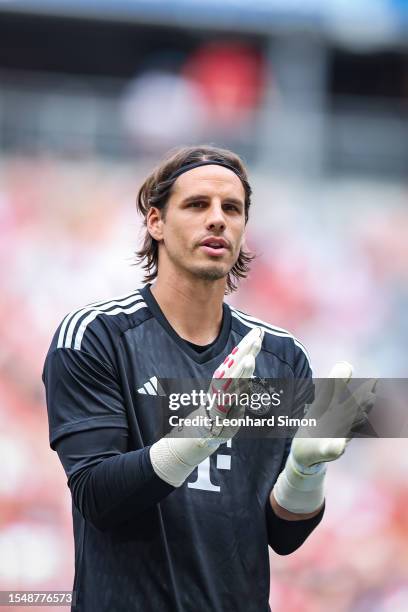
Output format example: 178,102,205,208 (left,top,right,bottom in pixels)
154,165,246,283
